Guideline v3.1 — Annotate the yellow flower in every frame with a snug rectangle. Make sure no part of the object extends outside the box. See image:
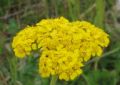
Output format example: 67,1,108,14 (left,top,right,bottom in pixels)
12,17,110,80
